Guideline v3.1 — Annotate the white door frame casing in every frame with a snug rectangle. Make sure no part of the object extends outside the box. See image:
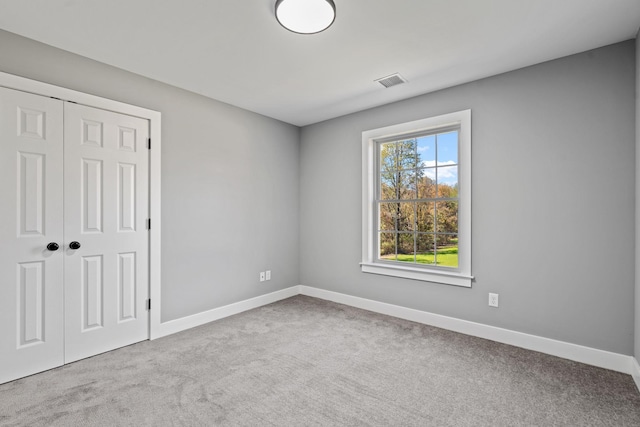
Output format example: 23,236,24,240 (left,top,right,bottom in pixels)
0,71,163,340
